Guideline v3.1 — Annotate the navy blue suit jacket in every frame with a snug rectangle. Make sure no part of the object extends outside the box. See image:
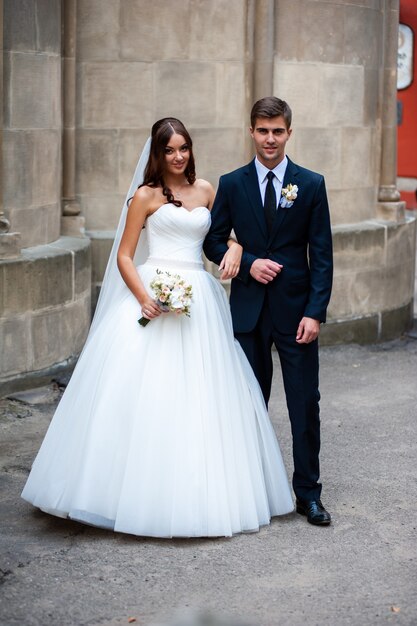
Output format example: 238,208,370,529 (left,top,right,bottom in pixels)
203,158,333,334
